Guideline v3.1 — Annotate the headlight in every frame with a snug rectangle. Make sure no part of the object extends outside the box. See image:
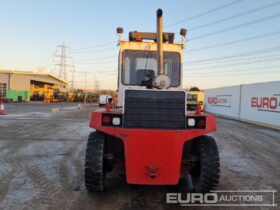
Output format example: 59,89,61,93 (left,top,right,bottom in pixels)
112,117,121,125
187,118,195,127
